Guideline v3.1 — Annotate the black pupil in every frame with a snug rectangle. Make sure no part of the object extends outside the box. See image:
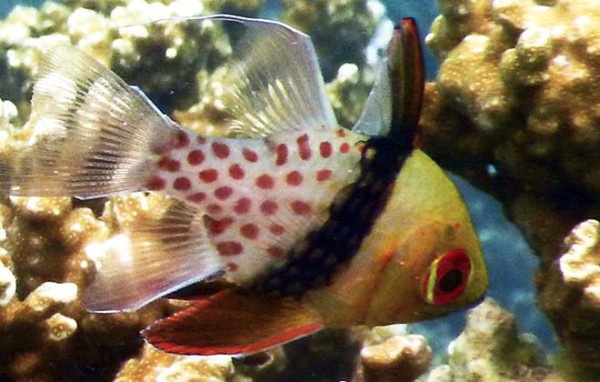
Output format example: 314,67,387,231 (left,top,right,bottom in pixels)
439,269,463,293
